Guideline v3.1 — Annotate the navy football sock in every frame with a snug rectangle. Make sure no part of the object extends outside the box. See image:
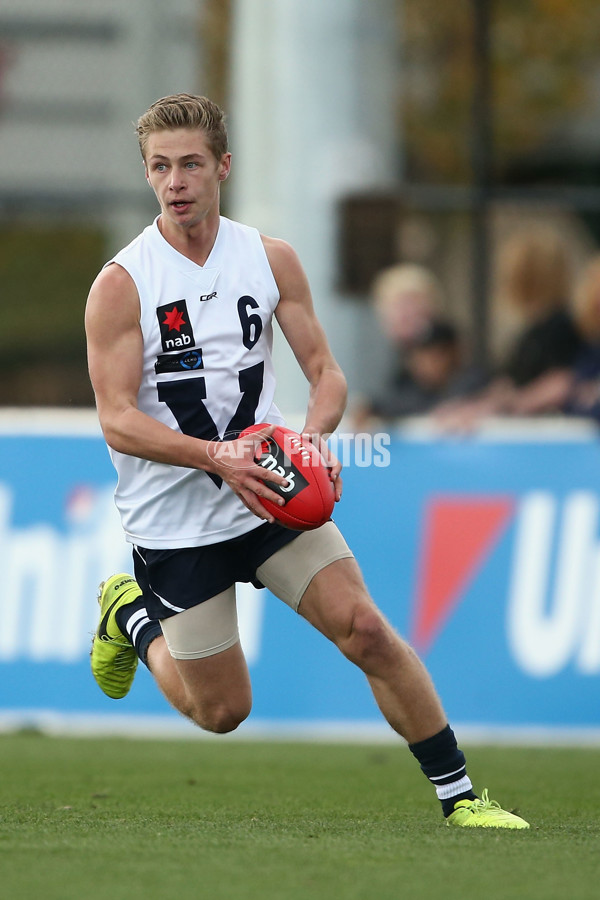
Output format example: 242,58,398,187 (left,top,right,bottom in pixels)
116,599,162,668
409,724,477,817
